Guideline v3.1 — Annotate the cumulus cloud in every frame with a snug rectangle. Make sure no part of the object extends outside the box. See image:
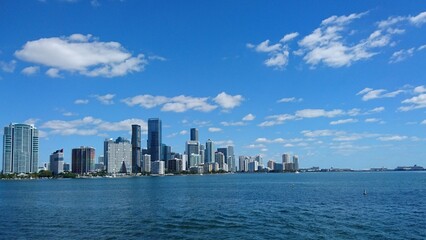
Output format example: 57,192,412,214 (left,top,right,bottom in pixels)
94,93,115,105
242,113,255,121
295,109,344,118
255,137,285,143
40,116,147,136
74,99,89,104
280,32,299,42
15,34,147,78
330,118,358,125
414,85,426,93
46,68,61,78
357,87,403,101
399,93,426,111
208,127,222,132
21,66,39,75
213,92,244,110
258,114,296,127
